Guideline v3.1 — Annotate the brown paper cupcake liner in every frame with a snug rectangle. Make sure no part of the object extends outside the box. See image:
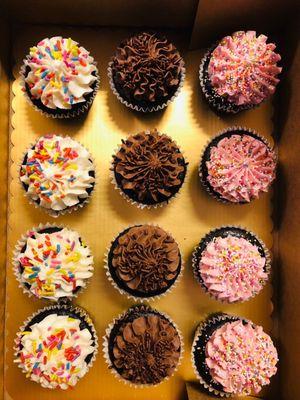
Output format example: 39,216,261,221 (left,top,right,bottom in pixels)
20,60,100,119
13,222,94,302
103,304,184,388
14,303,98,389
191,225,271,304
19,134,97,218
104,223,184,302
191,313,246,397
198,126,277,205
110,130,188,210
108,61,186,113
